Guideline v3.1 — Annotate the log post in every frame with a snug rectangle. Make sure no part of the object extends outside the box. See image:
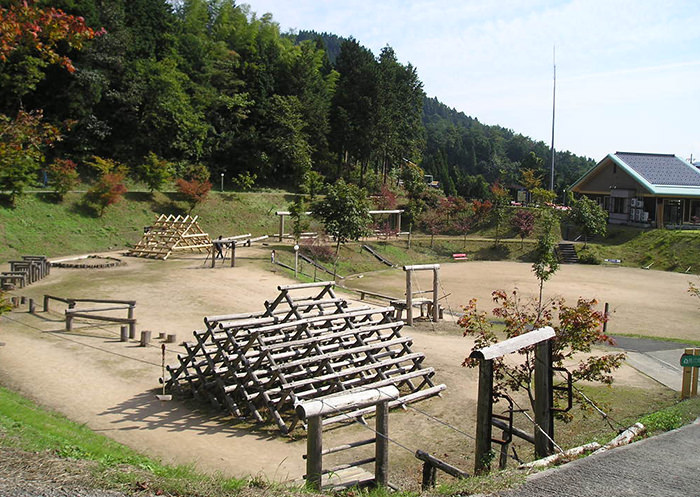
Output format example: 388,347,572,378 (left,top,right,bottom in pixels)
230,242,236,268
474,358,494,475
432,267,439,322
166,334,177,344
306,415,323,490
20,296,26,305
11,296,19,308
405,269,413,326
128,304,134,321
375,399,389,487
28,298,35,314
43,295,49,312
278,214,285,242
140,330,151,347
129,323,136,339
534,340,554,458
421,461,436,490
65,314,73,331
120,325,129,342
